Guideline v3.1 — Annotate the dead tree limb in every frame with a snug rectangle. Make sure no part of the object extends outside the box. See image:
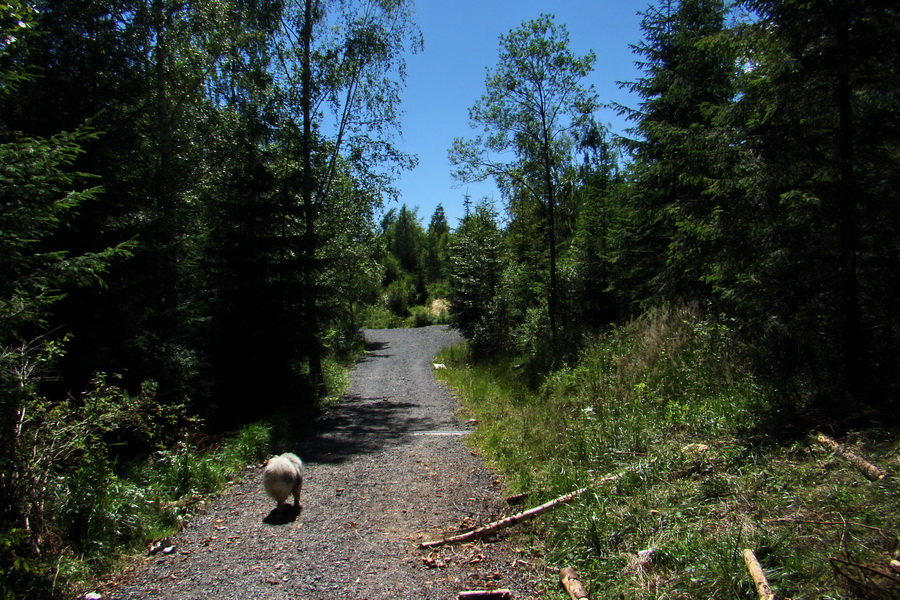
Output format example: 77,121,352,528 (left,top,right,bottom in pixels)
743,548,776,600
560,567,589,599
457,590,511,599
421,473,623,549
814,433,887,481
